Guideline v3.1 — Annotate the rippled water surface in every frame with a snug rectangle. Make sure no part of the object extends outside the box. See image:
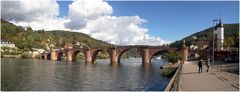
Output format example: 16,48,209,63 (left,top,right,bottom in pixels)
1,58,171,91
